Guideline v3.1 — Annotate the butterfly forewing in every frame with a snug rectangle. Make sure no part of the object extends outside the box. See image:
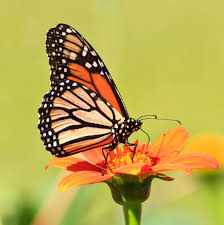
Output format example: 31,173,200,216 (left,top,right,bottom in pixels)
38,80,125,157
46,24,128,118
